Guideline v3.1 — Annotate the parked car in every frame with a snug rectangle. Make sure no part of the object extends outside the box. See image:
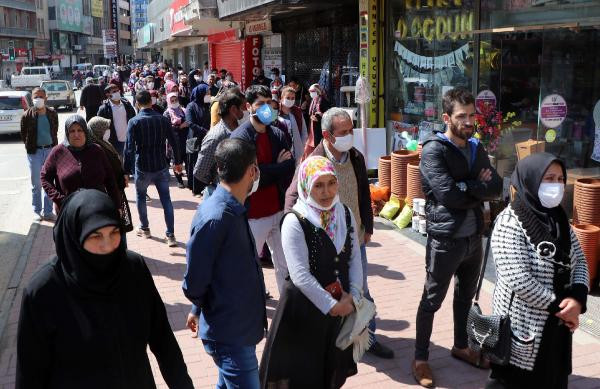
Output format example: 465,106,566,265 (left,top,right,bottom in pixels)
11,67,51,90
0,91,31,135
40,80,76,111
